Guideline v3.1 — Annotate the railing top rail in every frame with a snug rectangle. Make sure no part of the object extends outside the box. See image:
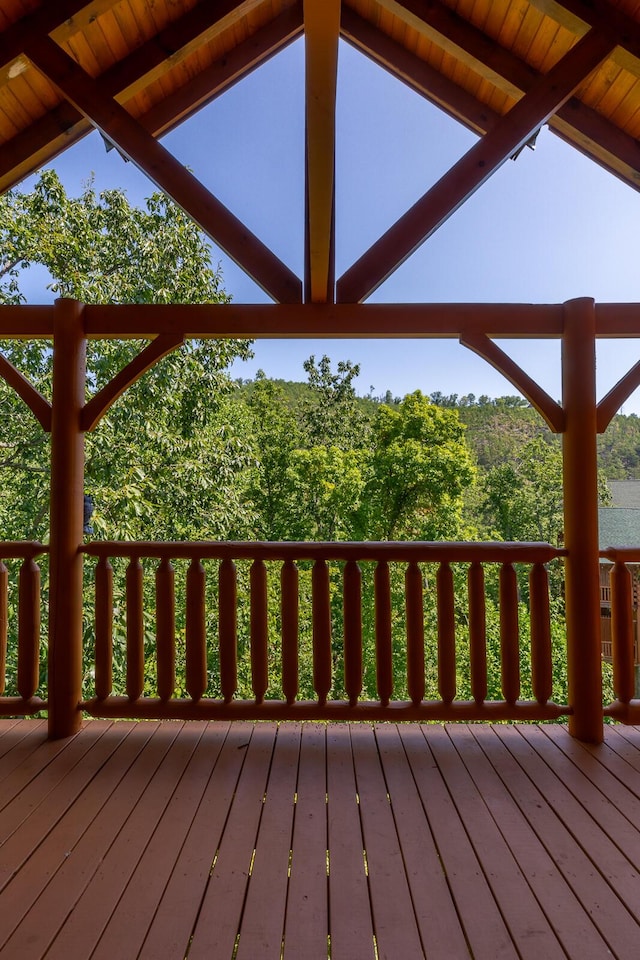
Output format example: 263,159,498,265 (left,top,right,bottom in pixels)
0,541,49,559
601,547,640,562
82,540,565,564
